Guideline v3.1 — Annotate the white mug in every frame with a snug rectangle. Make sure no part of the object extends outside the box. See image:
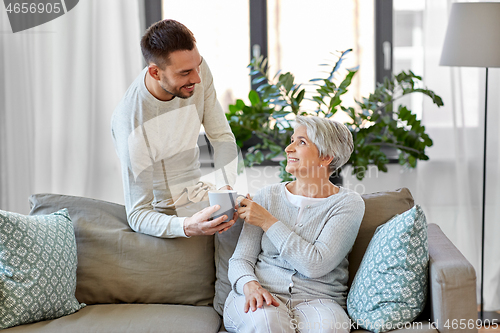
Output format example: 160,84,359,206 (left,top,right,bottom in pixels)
208,190,242,222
